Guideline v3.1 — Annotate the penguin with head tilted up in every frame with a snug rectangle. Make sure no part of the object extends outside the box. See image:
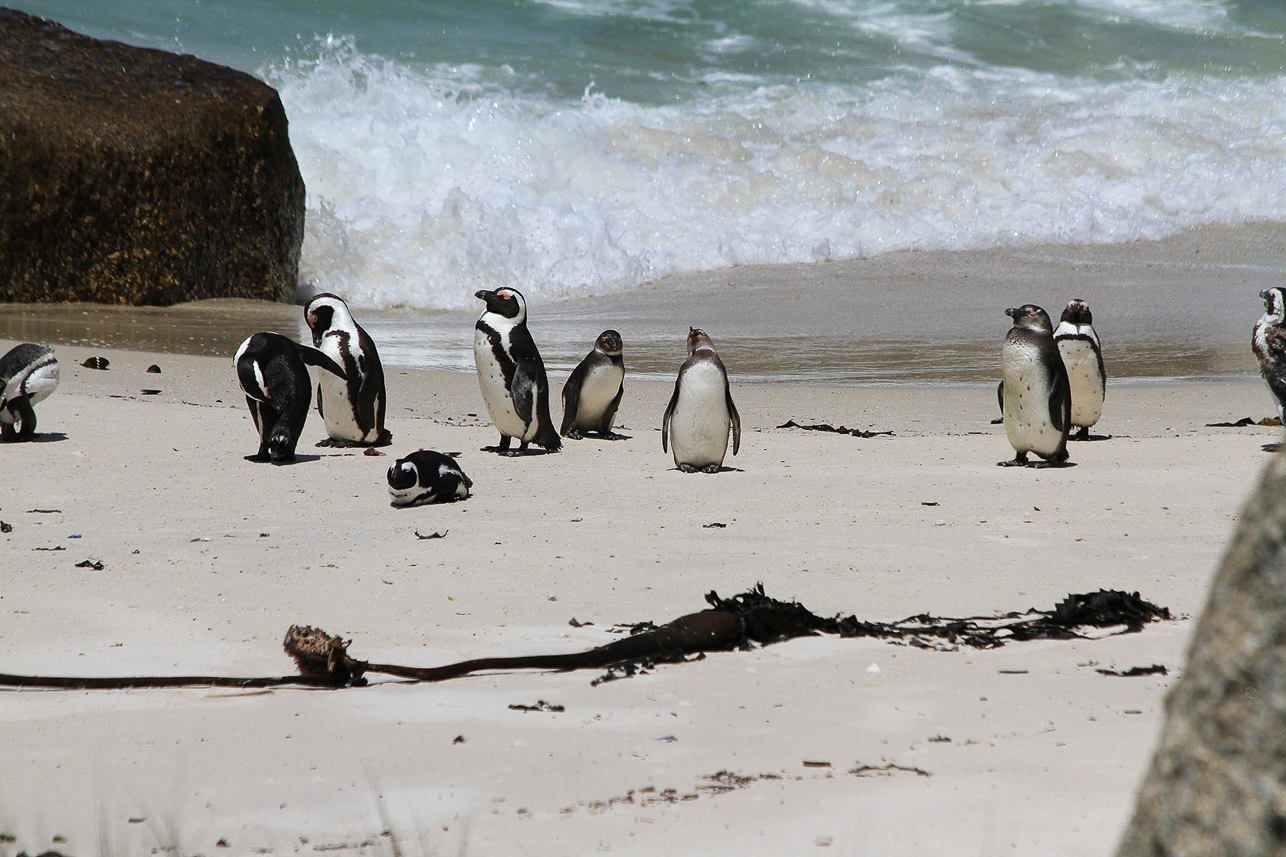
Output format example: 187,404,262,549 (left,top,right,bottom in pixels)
561,329,625,440
304,292,391,447
662,327,741,473
1053,298,1106,441
1253,287,1286,425
0,343,60,442
999,305,1071,467
234,332,346,463
473,287,562,455
387,450,472,507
